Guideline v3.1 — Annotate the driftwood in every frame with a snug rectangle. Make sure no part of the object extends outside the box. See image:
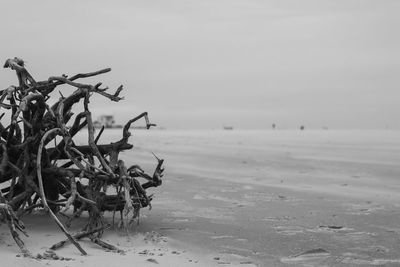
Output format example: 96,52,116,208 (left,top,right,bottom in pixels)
0,58,164,255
